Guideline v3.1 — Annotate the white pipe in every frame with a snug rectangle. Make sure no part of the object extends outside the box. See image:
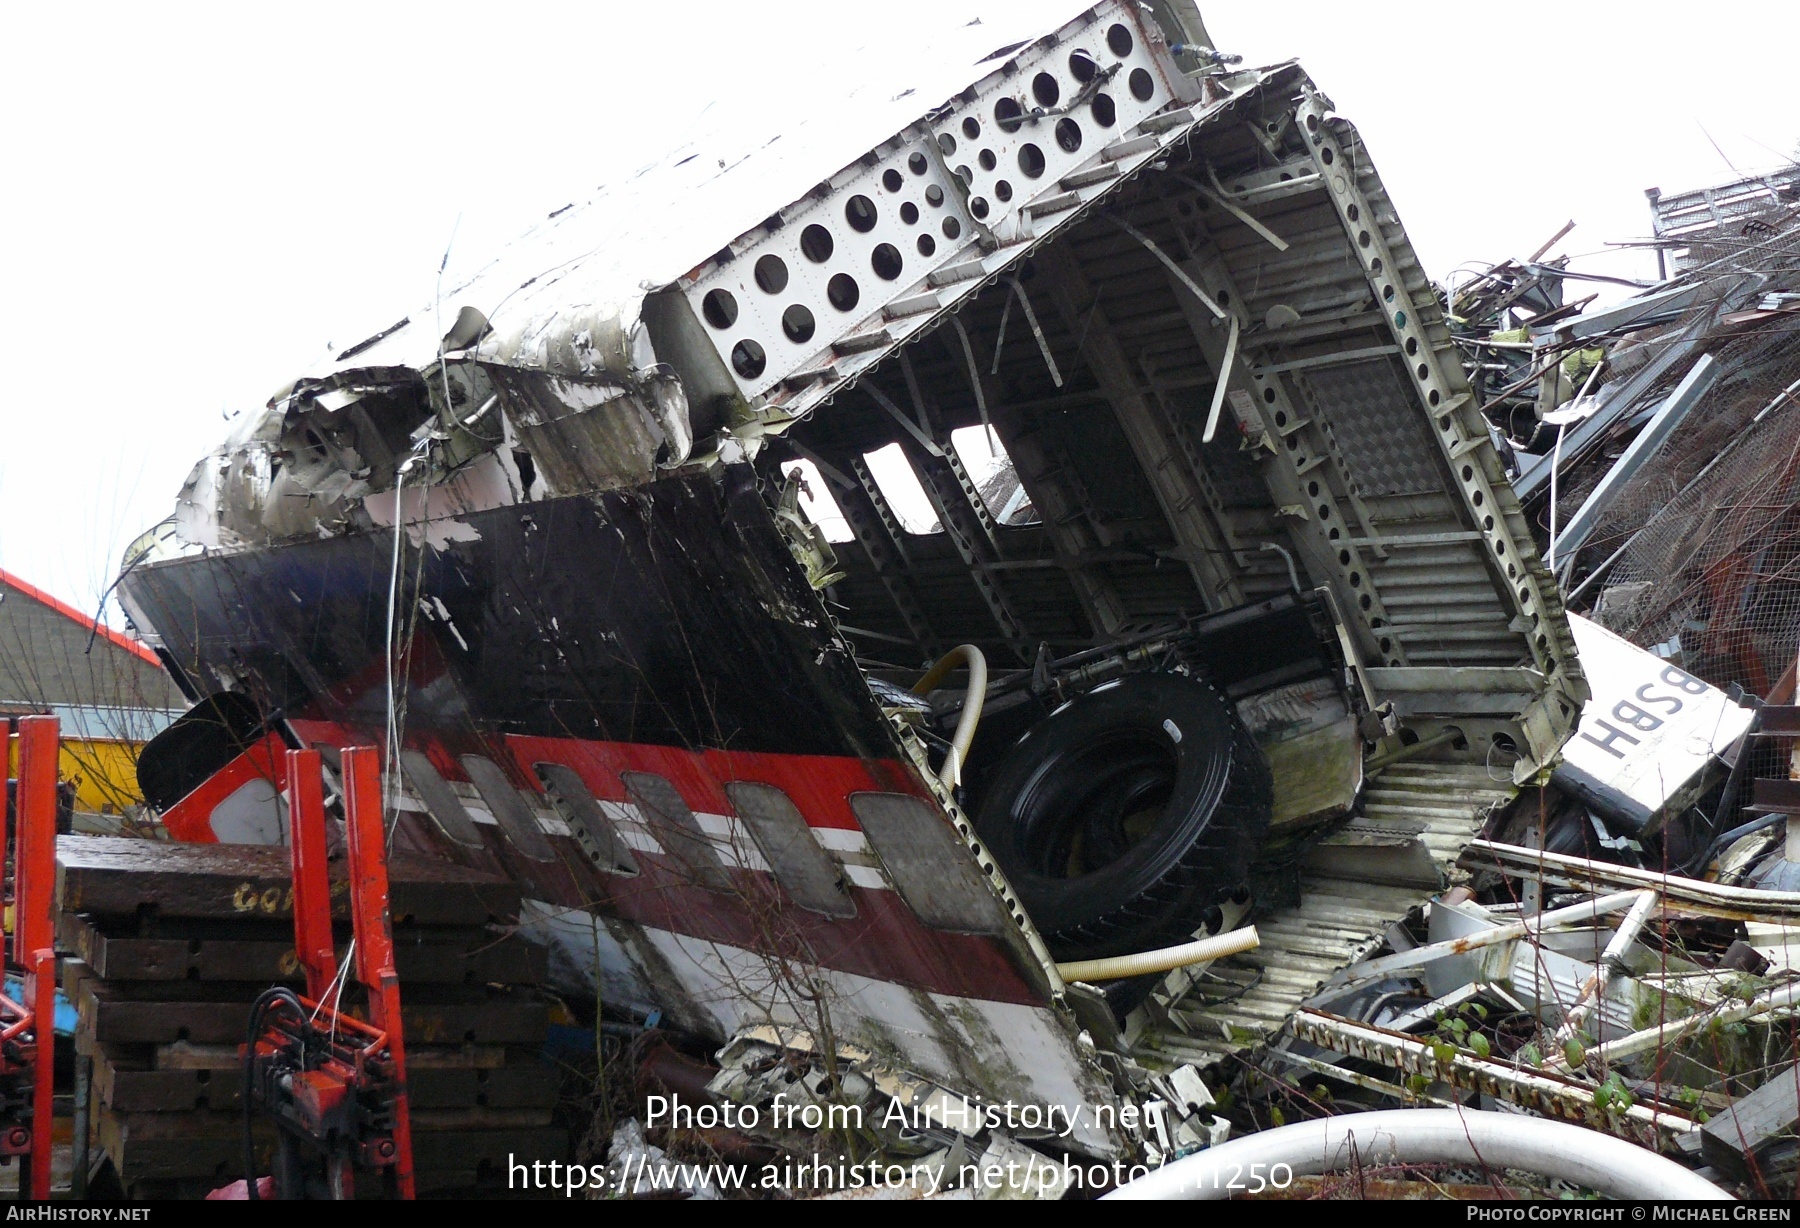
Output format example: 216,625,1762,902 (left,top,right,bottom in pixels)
1556,889,1659,1042
1468,839,1800,919
912,645,987,789
1554,979,1800,1072
1056,925,1259,984
1335,890,1646,989
1105,1108,1730,1201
